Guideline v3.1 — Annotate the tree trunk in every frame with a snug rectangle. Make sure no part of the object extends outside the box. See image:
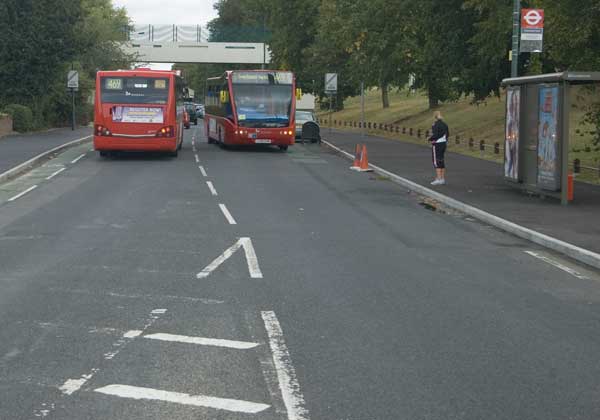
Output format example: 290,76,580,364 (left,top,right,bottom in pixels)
428,94,439,109
381,83,390,109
